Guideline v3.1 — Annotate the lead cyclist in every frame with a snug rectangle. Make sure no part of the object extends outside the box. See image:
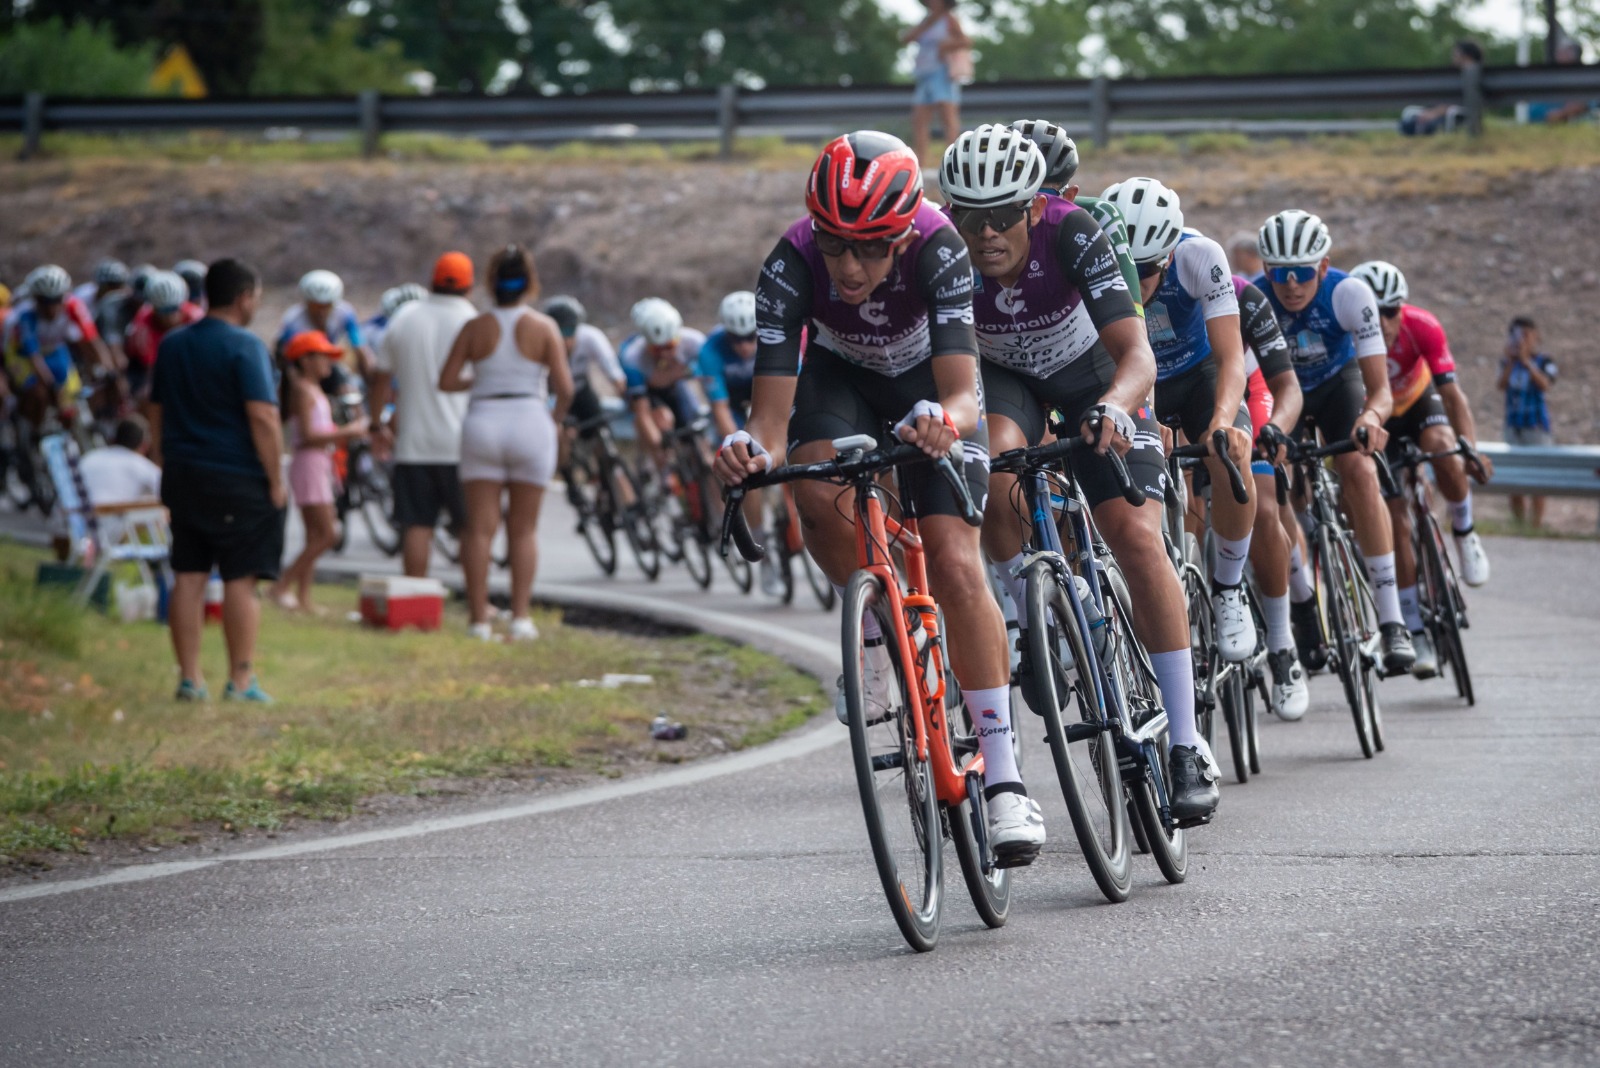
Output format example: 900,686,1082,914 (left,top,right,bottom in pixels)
715,131,1047,865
